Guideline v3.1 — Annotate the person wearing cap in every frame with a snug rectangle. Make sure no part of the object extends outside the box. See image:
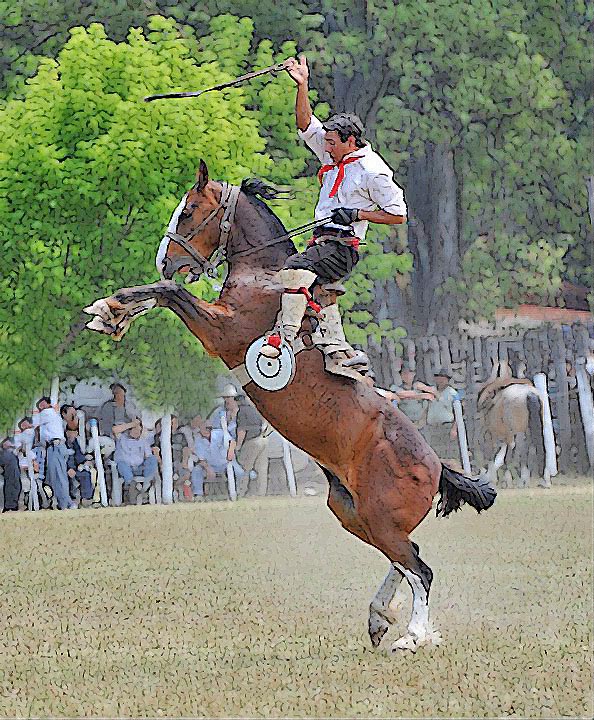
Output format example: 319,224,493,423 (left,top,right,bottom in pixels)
189,416,245,499
422,369,460,459
1,437,21,512
259,55,407,381
391,365,437,428
114,419,158,501
209,385,241,454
